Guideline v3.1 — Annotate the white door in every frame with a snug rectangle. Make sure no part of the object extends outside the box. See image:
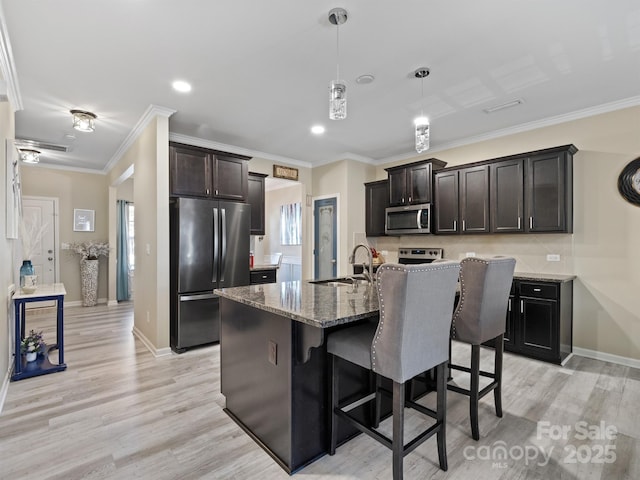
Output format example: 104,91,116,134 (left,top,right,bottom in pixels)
22,197,58,308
